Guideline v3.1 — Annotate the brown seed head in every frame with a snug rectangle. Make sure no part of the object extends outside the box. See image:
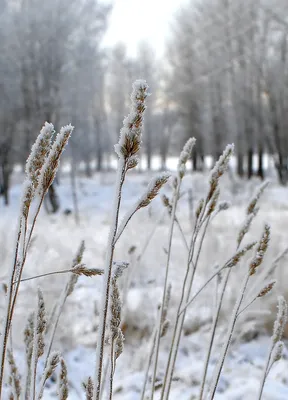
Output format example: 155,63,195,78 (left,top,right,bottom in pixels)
249,225,270,276
257,280,276,298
